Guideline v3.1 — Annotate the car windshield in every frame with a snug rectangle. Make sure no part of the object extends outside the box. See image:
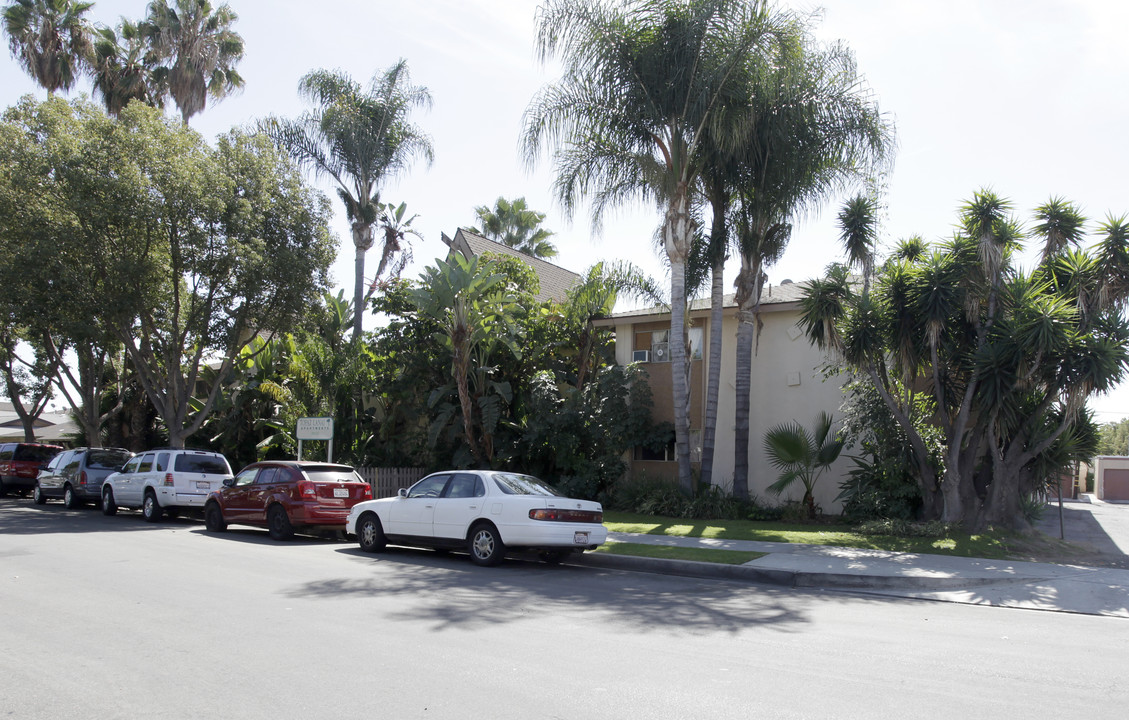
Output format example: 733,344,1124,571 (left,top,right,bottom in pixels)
87,450,132,469
13,445,59,462
174,455,231,475
491,473,563,497
304,467,361,484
